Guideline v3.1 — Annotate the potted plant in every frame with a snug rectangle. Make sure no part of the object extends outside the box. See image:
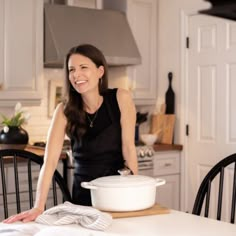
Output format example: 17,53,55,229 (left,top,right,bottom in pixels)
0,102,30,145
